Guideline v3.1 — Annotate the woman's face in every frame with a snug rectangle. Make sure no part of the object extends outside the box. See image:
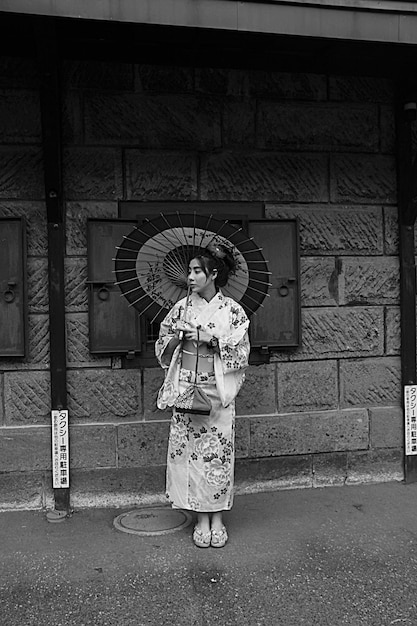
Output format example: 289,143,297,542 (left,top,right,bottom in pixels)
188,258,216,297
